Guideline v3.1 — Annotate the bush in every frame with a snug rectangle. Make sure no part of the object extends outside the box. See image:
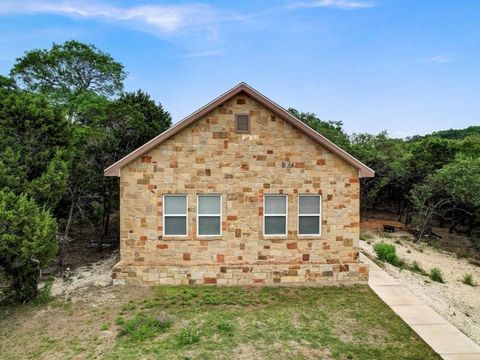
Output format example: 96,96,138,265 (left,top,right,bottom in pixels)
0,190,57,302
177,328,200,346
118,313,172,341
429,268,445,283
462,274,476,287
373,243,402,267
409,261,427,276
